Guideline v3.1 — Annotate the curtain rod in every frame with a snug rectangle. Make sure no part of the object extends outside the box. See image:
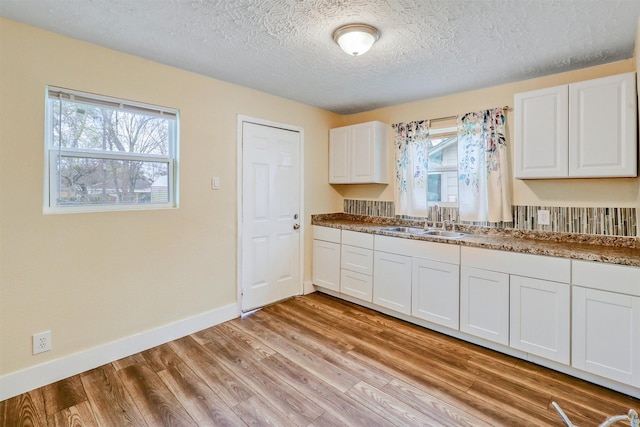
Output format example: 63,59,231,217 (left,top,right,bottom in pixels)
430,105,511,123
